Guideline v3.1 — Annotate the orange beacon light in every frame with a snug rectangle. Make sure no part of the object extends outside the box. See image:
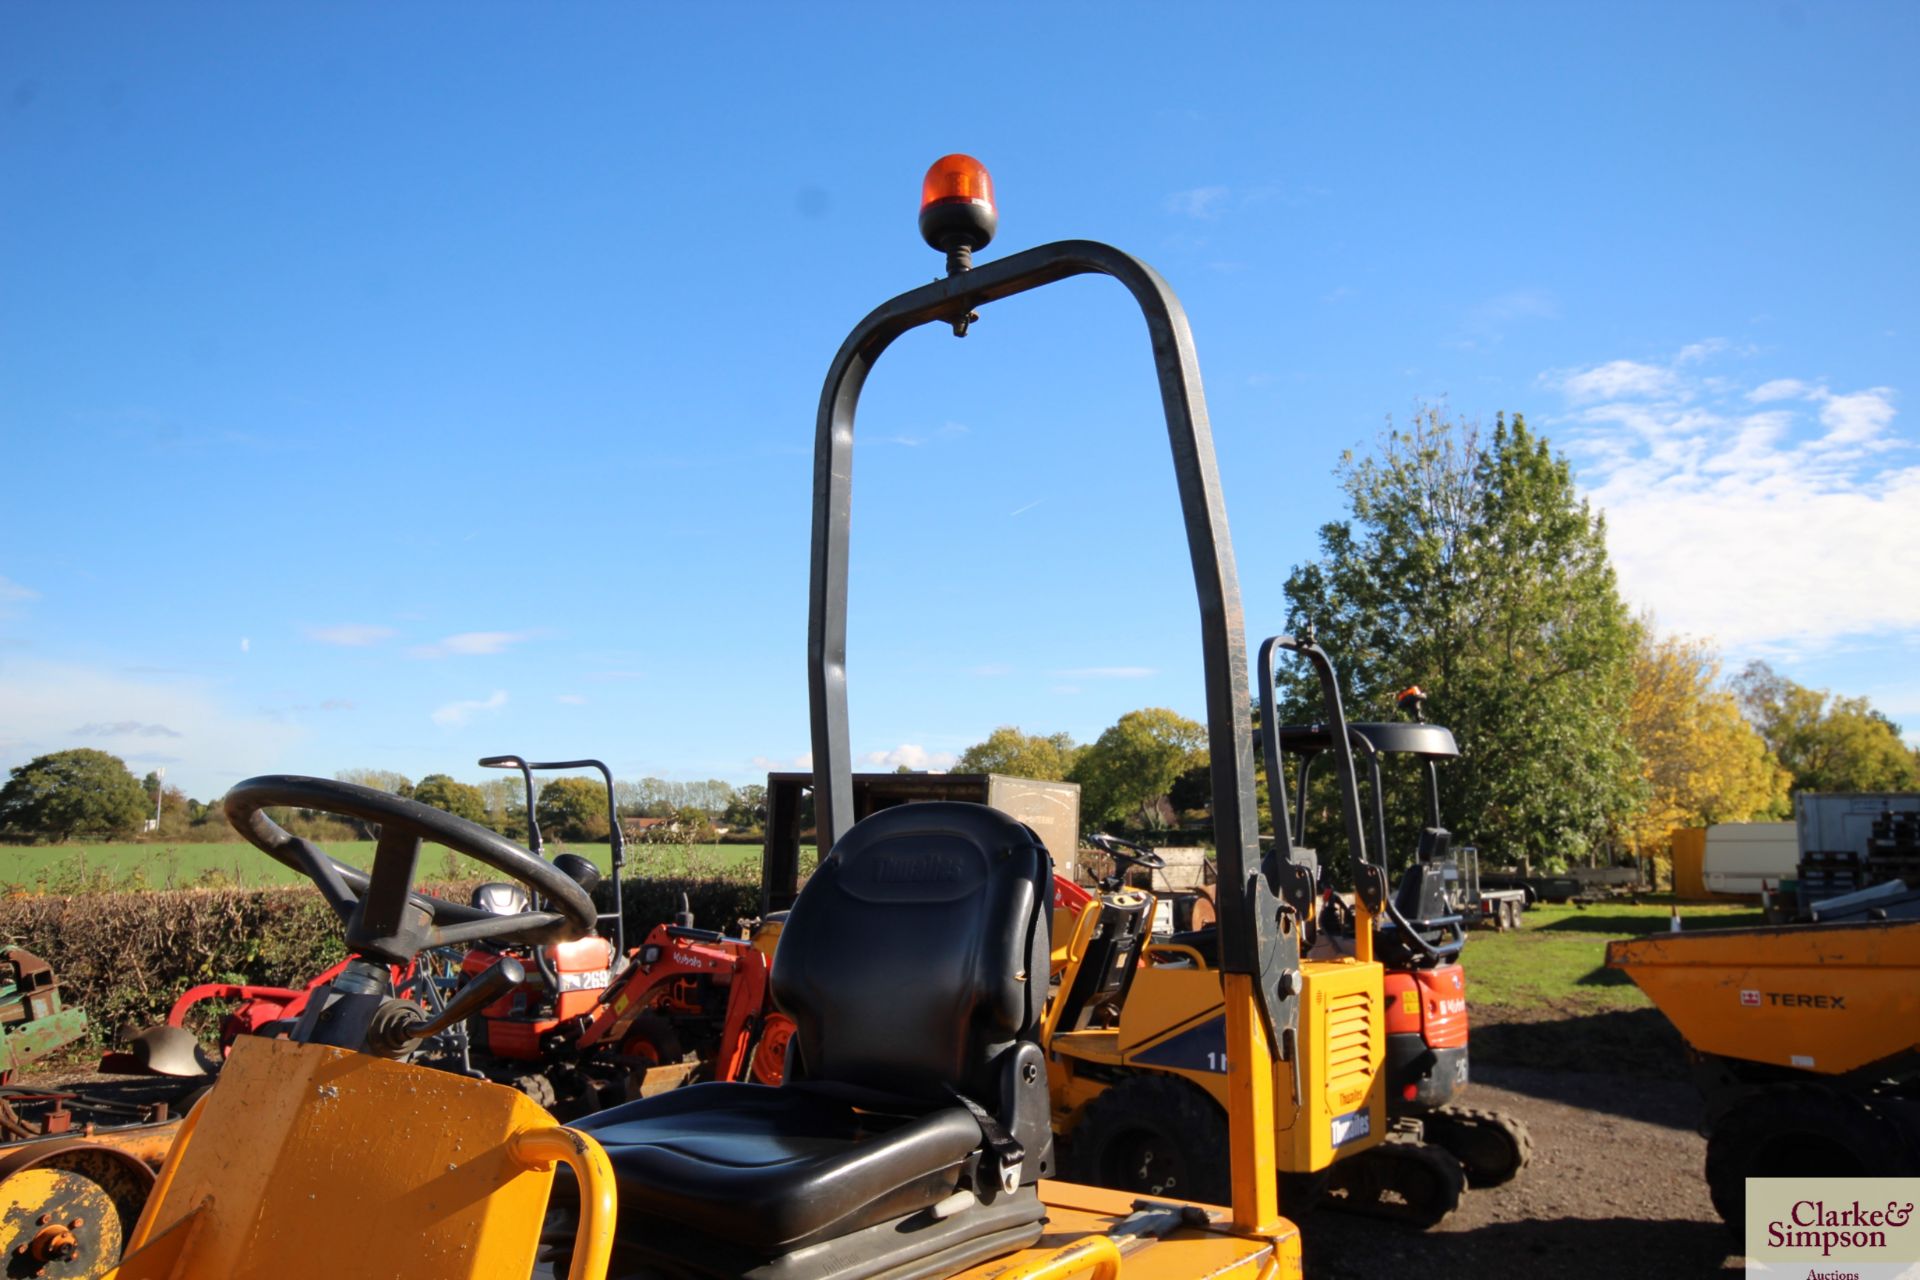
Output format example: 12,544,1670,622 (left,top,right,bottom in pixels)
918,154,997,263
